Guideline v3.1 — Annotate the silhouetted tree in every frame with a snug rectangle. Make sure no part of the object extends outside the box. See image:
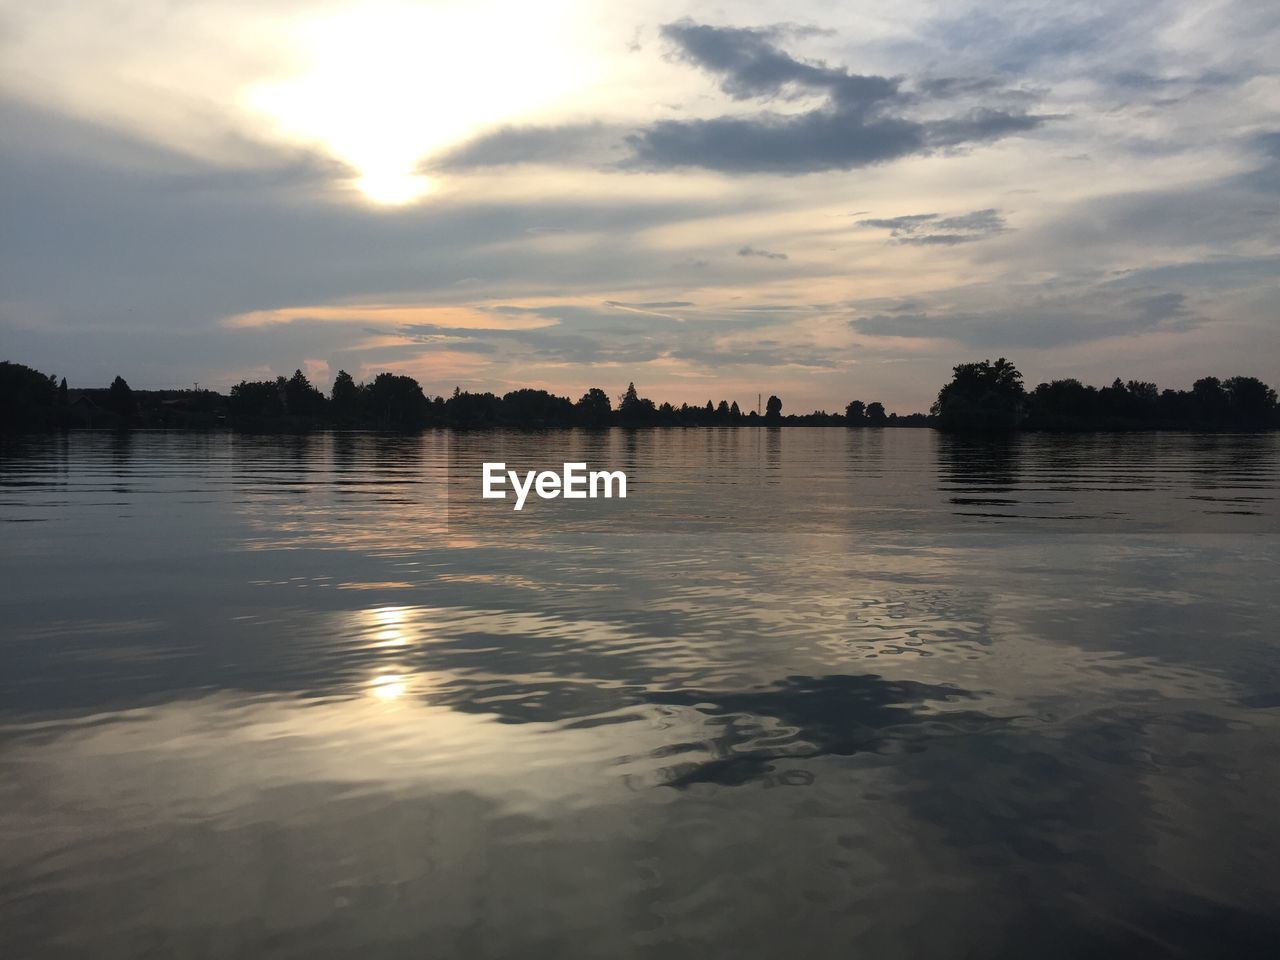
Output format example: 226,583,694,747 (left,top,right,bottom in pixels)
1025,379,1098,430
1127,380,1159,407
932,357,1024,432
229,379,284,421
1192,377,1230,425
445,388,502,426
0,361,58,431
619,382,656,424
331,369,360,419
500,388,574,425
1224,376,1278,428
1018,369,1278,431
107,375,136,420
366,372,431,428
283,369,327,417
6,351,1278,434
576,387,612,426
